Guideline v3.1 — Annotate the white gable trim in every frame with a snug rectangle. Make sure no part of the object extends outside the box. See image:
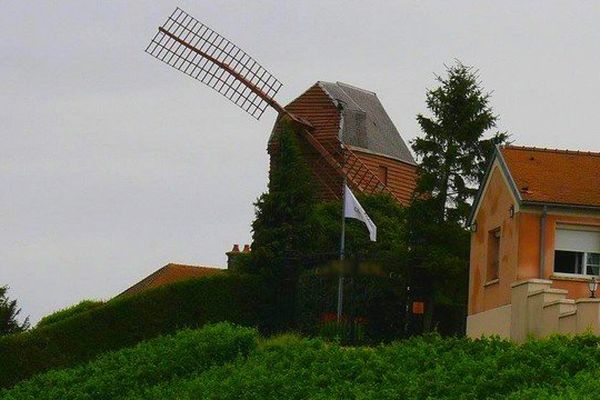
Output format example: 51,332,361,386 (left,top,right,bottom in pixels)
470,157,521,225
